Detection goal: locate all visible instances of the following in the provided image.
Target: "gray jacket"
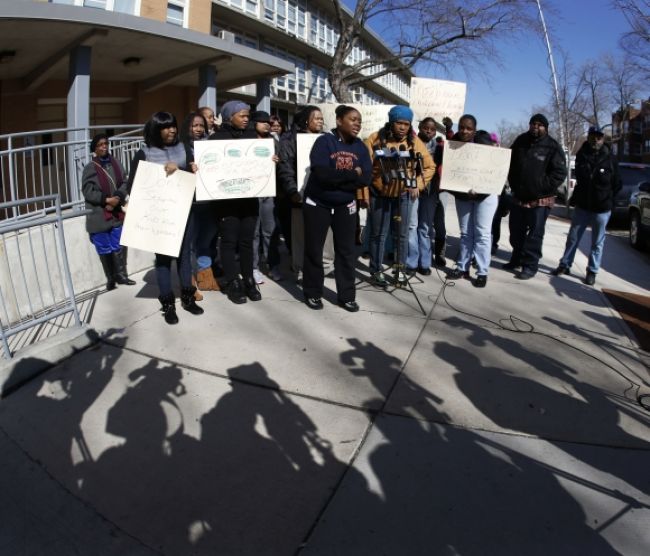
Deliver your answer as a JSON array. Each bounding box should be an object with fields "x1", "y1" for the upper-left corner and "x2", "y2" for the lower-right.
[{"x1": 82, "y1": 156, "x2": 128, "y2": 234}]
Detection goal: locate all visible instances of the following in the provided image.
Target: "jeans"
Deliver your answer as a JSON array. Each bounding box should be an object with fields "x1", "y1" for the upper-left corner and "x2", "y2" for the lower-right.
[
  {"x1": 369, "y1": 194, "x2": 411, "y2": 274},
  {"x1": 156, "y1": 210, "x2": 195, "y2": 296},
  {"x1": 407, "y1": 190, "x2": 447, "y2": 269},
  {"x1": 508, "y1": 203, "x2": 552, "y2": 273},
  {"x1": 90, "y1": 226, "x2": 122, "y2": 255},
  {"x1": 560, "y1": 207, "x2": 611, "y2": 273},
  {"x1": 406, "y1": 197, "x2": 419, "y2": 269},
  {"x1": 253, "y1": 197, "x2": 280, "y2": 270},
  {"x1": 194, "y1": 202, "x2": 219, "y2": 271},
  {"x1": 455, "y1": 195, "x2": 498, "y2": 275}
]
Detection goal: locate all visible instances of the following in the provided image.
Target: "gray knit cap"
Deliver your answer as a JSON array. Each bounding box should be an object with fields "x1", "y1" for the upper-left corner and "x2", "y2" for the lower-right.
[{"x1": 220, "y1": 100, "x2": 250, "y2": 122}]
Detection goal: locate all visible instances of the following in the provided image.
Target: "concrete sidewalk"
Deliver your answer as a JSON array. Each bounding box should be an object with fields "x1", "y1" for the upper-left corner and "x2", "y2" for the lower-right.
[{"x1": 1, "y1": 207, "x2": 649, "y2": 555}]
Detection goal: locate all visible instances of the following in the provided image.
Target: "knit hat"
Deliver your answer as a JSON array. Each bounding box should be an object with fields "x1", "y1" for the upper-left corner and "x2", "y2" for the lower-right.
[
  {"x1": 529, "y1": 113, "x2": 549, "y2": 128},
  {"x1": 388, "y1": 105, "x2": 414, "y2": 123},
  {"x1": 220, "y1": 100, "x2": 250, "y2": 122},
  {"x1": 251, "y1": 110, "x2": 271, "y2": 123}
]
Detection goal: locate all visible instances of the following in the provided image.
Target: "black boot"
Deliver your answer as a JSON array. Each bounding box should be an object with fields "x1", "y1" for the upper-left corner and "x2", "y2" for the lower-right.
[
  {"x1": 180, "y1": 287, "x2": 204, "y2": 315},
  {"x1": 158, "y1": 293, "x2": 179, "y2": 325},
  {"x1": 112, "y1": 249, "x2": 136, "y2": 285},
  {"x1": 225, "y1": 278, "x2": 247, "y2": 304},
  {"x1": 99, "y1": 254, "x2": 117, "y2": 290},
  {"x1": 242, "y1": 276, "x2": 262, "y2": 301}
]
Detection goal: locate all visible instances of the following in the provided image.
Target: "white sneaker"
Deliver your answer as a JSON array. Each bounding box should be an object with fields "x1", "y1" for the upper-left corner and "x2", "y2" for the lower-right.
[
  {"x1": 253, "y1": 269, "x2": 265, "y2": 284},
  {"x1": 269, "y1": 266, "x2": 283, "y2": 281}
]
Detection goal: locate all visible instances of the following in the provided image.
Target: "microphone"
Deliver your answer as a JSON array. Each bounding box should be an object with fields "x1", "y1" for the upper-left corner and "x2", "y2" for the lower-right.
[
  {"x1": 390, "y1": 147, "x2": 405, "y2": 182},
  {"x1": 373, "y1": 144, "x2": 391, "y2": 185},
  {"x1": 399, "y1": 145, "x2": 416, "y2": 188}
]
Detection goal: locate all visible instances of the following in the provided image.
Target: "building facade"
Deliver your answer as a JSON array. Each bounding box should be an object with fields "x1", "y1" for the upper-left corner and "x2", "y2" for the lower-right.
[{"x1": 611, "y1": 98, "x2": 650, "y2": 164}]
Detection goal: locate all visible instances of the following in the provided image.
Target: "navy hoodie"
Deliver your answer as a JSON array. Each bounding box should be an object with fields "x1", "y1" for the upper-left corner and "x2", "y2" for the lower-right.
[{"x1": 303, "y1": 131, "x2": 372, "y2": 208}]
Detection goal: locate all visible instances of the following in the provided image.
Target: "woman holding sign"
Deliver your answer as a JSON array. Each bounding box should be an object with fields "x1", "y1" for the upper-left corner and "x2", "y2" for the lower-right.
[
  {"x1": 209, "y1": 100, "x2": 261, "y2": 305},
  {"x1": 302, "y1": 105, "x2": 373, "y2": 312},
  {"x1": 446, "y1": 115, "x2": 499, "y2": 288},
  {"x1": 128, "y1": 111, "x2": 203, "y2": 324}
]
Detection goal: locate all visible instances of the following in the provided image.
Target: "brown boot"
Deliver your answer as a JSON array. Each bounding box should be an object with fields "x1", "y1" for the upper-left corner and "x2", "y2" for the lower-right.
[
  {"x1": 196, "y1": 267, "x2": 220, "y2": 291},
  {"x1": 191, "y1": 276, "x2": 204, "y2": 301}
]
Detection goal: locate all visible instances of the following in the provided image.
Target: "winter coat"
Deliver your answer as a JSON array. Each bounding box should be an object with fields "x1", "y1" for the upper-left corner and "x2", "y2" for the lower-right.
[
  {"x1": 82, "y1": 155, "x2": 128, "y2": 234},
  {"x1": 508, "y1": 132, "x2": 567, "y2": 203},
  {"x1": 570, "y1": 142, "x2": 621, "y2": 213},
  {"x1": 364, "y1": 130, "x2": 436, "y2": 199}
]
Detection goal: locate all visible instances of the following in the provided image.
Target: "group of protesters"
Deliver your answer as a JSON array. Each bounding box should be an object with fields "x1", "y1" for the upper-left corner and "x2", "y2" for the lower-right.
[{"x1": 82, "y1": 99, "x2": 621, "y2": 324}]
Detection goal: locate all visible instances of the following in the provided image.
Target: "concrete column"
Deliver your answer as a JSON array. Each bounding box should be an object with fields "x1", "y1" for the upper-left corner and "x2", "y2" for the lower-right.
[
  {"x1": 198, "y1": 64, "x2": 217, "y2": 110},
  {"x1": 67, "y1": 45, "x2": 91, "y2": 205},
  {"x1": 256, "y1": 78, "x2": 271, "y2": 113}
]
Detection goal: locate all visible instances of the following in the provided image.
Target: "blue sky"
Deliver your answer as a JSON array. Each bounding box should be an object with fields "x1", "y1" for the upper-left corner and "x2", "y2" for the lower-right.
[{"x1": 413, "y1": 0, "x2": 636, "y2": 135}]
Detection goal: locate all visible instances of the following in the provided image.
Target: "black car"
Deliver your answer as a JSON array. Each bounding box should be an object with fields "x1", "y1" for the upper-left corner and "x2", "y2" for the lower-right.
[
  {"x1": 629, "y1": 181, "x2": 650, "y2": 250},
  {"x1": 614, "y1": 163, "x2": 650, "y2": 219}
]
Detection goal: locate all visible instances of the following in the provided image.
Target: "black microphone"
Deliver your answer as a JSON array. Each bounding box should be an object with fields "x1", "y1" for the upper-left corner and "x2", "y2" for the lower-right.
[
  {"x1": 373, "y1": 144, "x2": 391, "y2": 185},
  {"x1": 399, "y1": 145, "x2": 416, "y2": 188},
  {"x1": 390, "y1": 147, "x2": 405, "y2": 181}
]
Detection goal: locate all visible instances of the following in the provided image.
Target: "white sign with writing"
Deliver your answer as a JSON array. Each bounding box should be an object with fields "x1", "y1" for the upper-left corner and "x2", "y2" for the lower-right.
[
  {"x1": 316, "y1": 104, "x2": 398, "y2": 139},
  {"x1": 410, "y1": 77, "x2": 466, "y2": 124},
  {"x1": 440, "y1": 140, "x2": 511, "y2": 195},
  {"x1": 194, "y1": 138, "x2": 276, "y2": 200},
  {"x1": 296, "y1": 134, "x2": 321, "y2": 192},
  {"x1": 120, "y1": 161, "x2": 196, "y2": 257}
]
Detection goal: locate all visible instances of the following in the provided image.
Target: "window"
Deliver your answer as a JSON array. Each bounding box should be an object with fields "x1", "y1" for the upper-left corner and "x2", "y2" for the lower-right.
[
  {"x1": 167, "y1": 0, "x2": 186, "y2": 26},
  {"x1": 84, "y1": 0, "x2": 107, "y2": 8}
]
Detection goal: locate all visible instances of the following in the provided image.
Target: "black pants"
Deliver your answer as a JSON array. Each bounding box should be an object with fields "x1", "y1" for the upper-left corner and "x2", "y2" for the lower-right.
[
  {"x1": 303, "y1": 202, "x2": 357, "y2": 303},
  {"x1": 508, "y1": 203, "x2": 551, "y2": 272},
  {"x1": 155, "y1": 210, "x2": 195, "y2": 296},
  {"x1": 217, "y1": 198, "x2": 259, "y2": 283},
  {"x1": 275, "y1": 196, "x2": 293, "y2": 254}
]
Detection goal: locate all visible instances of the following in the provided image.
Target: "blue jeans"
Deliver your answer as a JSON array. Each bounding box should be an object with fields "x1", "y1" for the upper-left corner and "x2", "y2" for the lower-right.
[
  {"x1": 406, "y1": 197, "x2": 419, "y2": 269},
  {"x1": 253, "y1": 197, "x2": 280, "y2": 269},
  {"x1": 560, "y1": 207, "x2": 611, "y2": 273},
  {"x1": 455, "y1": 195, "x2": 498, "y2": 276},
  {"x1": 156, "y1": 210, "x2": 195, "y2": 296},
  {"x1": 407, "y1": 190, "x2": 446, "y2": 269},
  {"x1": 369, "y1": 194, "x2": 411, "y2": 274},
  {"x1": 90, "y1": 226, "x2": 122, "y2": 255}
]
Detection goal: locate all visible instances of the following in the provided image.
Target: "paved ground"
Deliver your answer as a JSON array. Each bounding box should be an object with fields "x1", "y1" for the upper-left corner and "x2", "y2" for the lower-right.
[{"x1": 1, "y1": 204, "x2": 649, "y2": 555}]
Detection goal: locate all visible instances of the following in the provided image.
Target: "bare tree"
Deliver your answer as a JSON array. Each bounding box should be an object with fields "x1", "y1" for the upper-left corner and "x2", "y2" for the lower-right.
[
  {"x1": 495, "y1": 118, "x2": 527, "y2": 147},
  {"x1": 612, "y1": 0, "x2": 650, "y2": 79},
  {"x1": 327, "y1": 0, "x2": 536, "y2": 102}
]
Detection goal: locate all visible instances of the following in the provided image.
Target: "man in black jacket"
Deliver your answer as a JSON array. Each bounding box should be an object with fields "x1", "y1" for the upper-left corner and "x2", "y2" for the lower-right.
[
  {"x1": 551, "y1": 126, "x2": 621, "y2": 285},
  {"x1": 505, "y1": 113, "x2": 567, "y2": 279}
]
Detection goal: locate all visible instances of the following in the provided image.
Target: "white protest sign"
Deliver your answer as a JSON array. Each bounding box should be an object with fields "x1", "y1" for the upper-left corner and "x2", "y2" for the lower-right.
[
  {"x1": 296, "y1": 134, "x2": 320, "y2": 192},
  {"x1": 120, "y1": 161, "x2": 196, "y2": 257},
  {"x1": 440, "y1": 140, "x2": 511, "y2": 195},
  {"x1": 316, "y1": 104, "x2": 396, "y2": 139},
  {"x1": 194, "y1": 138, "x2": 276, "y2": 200},
  {"x1": 410, "y1": 77, "x2": 466, "y2": 124}
]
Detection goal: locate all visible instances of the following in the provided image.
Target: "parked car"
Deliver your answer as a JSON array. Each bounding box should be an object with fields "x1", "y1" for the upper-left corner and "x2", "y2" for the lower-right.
[
  {"x1": 614, "y1": 163, "x2": 650, "y2": 220},
  {"x1": 629, "y1": 181, "x2": 650, "y2": 250}
]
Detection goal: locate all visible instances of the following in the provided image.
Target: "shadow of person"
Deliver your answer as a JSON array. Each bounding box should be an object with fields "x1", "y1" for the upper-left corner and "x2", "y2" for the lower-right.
[{"x1": 192, "y1": 362, "x2": 352, "y2": 555}]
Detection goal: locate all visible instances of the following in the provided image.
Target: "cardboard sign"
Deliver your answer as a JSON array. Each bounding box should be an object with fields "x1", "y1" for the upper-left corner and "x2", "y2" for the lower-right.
[{"x1": 410, "y1": 77, "x2": 466, "y2": 124}]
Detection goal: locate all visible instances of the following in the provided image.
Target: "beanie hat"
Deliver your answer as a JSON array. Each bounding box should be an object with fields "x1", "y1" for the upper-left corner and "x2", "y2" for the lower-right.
[
  {"x1": 220, "y1": 100, "x2": 250, "y2": 122},
  {"x1": 529, "y1": 113, "x2": 549, "y2": 127},
  {"x1": 388, "y1": 105, "x2": 414, "y2": 123},
  {"x1": 251, "y1": 110, "x2": 271, "y2": 123}
]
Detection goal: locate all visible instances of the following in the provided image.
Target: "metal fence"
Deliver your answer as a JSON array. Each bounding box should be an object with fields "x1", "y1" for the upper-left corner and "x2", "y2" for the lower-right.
[
  {"x1": 1, "y1": 125, "x2": 143, "y2": 220},
  {"x1": 0, "y1": 195, "x2": 87, "y2": 359}
]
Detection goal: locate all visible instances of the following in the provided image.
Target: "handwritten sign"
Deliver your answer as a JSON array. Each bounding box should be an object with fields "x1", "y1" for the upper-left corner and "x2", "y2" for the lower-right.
[
  {"x1": 120, "y1": 161, "x2": 196, "y2": 257},
  {"x1": 296, "y1": 134, "x2": 321, "y2": 192},
  {"x1": 440, "y1": 140, "x2": 511, "y2": 195},
  {"x1": 410, "y1": 77, "x2": 466, "y2": 124},
  {"x1": 316, "y1": 104, "x2": 398, "y2": 139},
  {"x1": 194, "y1": 139, "x2": 276, "y2": 200}
]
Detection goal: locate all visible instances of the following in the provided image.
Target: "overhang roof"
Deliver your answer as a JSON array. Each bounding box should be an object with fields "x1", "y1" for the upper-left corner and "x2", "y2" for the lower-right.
[{"x1": 0, "y1": 0, "x2": 294, "y2": 92}]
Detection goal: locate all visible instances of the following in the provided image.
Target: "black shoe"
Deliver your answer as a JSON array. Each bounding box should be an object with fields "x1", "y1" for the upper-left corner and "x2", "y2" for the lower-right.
[
  {"x1": 111, "y1": 250, "x2": 136, "y2": 285},
  {"x1": 447, "y1": 268, "x2": 469, "y2": 280},
  {"x1": 338, "y1": 300, "x2": 359, "y2": 312},
  {"x1": 516, "y1": 269, "x2": 536, "y2": 280},
  {"x1": 551, "y1": 264, "x2": 571, "y2": 276},
  {"x1": 225, "y1": 279, "x2": 247, "y2": 304},
  {"x1": 243, "y1": 276, "x2": 262, "y2": 301},
  {"x1": 180, "y1": 287, "x2": 204, "y2": 315},
  {"x1": 474, "y1": 275, "x2": 487, "y2": 288},
  {"x1": 304, "y1": 295, "x2": 323, "y2": 310},
  {"x1": 405, "y1": 267, "x2": 417, "y2": 277},
  {"x1": 417, "y1": 267, "x2": 432, "y2": 276},
  {"x1": 502, "y1": 261, "x2": 520, "y2": 271},
  {"x1": 585, "y1": 271, "x2": 596, "y2": 286},
  {"x1": 99, "y1": 254, "x2": 117, "y2": 291},
  {"x1": 491, "y1": 244, "x2": 498, "y2": 255},
  {"x1": 158, "y1": 293, "x2": 179, "y2": 325},
  {"x1": 371, "y1": 272, "x2": 389, "y2": 289}
]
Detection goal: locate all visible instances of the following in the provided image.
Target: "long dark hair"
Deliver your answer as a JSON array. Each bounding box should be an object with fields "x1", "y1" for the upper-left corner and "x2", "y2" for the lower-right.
[
  {"x1": 180, "y1": 112, "x2": 208, "y2": 147},
  {"x1": 291, "y1": 105, "x2": 321, "y2": 133},
  {"x1": 143, "y1": 111, "x2": 178, "y2": 148}
]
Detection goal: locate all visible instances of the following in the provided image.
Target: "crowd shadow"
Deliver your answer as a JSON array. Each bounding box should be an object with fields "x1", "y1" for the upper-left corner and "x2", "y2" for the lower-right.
[{"x1": 307, "y1": 332, "x2": 626, "y2": 555}]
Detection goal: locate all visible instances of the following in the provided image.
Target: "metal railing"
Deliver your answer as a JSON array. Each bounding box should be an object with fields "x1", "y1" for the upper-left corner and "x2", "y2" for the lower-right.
[
  {"x1": 1, "y1": 125, "x2": 143, "y2": 220},
  {"x1": 0, "y1": 195, "x2": 85, "y2": 359}
]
